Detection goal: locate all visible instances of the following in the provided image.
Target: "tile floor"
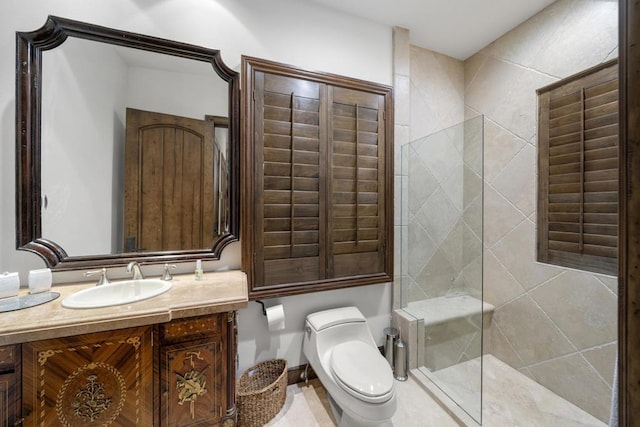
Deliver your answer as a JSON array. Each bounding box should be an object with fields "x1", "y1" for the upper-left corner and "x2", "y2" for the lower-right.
[{"x1": 267, "y1": 355, "x2": 607, "y2": 427}]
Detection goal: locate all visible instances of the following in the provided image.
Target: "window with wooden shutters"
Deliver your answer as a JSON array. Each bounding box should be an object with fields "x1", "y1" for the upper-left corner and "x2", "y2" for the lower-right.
[
  {"x1": 242, "y1": 56, "x2": 393, "y2": 298},
  {"x1": 537, "y1": 59, "x2": 618, "y2": 275}
]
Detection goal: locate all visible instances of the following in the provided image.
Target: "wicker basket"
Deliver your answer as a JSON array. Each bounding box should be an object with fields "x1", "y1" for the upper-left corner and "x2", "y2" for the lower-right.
[{"x1": 237, "y1": 359, "x2": 288, "y2": 427}]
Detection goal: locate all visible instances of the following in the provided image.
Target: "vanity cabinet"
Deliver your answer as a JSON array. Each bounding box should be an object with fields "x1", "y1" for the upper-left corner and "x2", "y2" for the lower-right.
[
  {"x1": 12, "y1": 312, "x2": 237, "y2": 426},
  {"x1": 0, "y1": 345, "x2": 20, "y2": 426},
  {"x1": 242, "y1": 56, "x2": 394, "y2": 299}
]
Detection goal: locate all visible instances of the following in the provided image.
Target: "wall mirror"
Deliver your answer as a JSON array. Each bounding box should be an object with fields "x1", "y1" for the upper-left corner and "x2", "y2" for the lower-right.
[{"x1": 16, "y1": 16, "x2": 240, "y2": 270}]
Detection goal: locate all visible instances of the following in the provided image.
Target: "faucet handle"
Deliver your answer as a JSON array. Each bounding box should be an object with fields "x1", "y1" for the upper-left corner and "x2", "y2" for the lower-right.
[
  {"x1": 85, "y1": 268, "x2": 109, "y2": 286},
  {"x1": 162, "y1": 264, "x2": 176, "y2": 281}
]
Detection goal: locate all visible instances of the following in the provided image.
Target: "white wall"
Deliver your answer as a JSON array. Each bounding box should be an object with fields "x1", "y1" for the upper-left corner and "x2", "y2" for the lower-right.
[{"x1": 0, "y1": 0, "x2": 393, "y2": 376}]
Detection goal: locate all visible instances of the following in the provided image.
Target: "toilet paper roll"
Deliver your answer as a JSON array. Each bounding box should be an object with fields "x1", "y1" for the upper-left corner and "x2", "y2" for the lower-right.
[
  {"x1": 28, "y1": 268, "x2": 52, "y2": 294},
  {"x1": 266, "y1": 304, "x2": 286, "y2": 331},
  {"x1": 0, "y1": 272, "x2": 20, "y2": 299}
]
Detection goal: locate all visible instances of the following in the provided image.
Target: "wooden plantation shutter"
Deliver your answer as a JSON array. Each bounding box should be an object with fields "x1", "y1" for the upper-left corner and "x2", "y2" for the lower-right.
[
  {"x1": 329, "y1": 87, "x2": 386, "y2": 277},
  {"x1": 537, "y1": 59, "x2": 618, "y2": 275},
  {"x1": 243, "y1": 56, "x2": 393, "y2": 298},
  {"x1": 254, "y1": 72, "x2": 326, "y2": 286}
]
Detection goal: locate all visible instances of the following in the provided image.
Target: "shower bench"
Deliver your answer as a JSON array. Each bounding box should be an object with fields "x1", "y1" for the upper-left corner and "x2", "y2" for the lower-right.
[{"x1": 403, "y1": 294, "x2": 494, "y2": 372}]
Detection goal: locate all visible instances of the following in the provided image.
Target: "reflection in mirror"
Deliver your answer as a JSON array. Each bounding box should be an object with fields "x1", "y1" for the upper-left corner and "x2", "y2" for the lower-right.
[
  {"x1": 16, "y1": 16, "x2": 239, "y2": 269},
  {"x1": 41, "y1": 38, "x2": 229, "y2": 256}
]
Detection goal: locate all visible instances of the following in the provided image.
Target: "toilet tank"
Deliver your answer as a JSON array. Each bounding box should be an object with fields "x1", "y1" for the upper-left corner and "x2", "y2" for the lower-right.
[{"x1": 305, "y1": 307, "x2": 377, "y2": 352}]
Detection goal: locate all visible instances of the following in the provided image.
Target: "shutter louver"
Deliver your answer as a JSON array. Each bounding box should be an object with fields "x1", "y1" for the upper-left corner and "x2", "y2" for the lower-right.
[
  {"x1": 329, "y1": 87, "x2": 386, "y2": 277},
  {"x1": 538, "y1": 60, "x2": 618, "y2": 275}
]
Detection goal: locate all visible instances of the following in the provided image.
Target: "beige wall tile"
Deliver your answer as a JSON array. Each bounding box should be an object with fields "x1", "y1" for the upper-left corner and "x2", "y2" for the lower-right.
[
  {"x1": 407, "y1": 219, "x2": 436, "y2": 280},
  {"x1": 582, "y1": 342, "x2": 617, "y2": 388},
  {"x1": 485, "y1": 323, "x2": 525, "y2": 369},
  {"x1": 439, "y1": 219, "x2": 464, "y2": 273},
  {"x1": 483, "y1": 186, "x2": 526, "y2": 247},
  {"x1": 491, "y1": 143, "x2": 536, "y2": 216},
  {"x1": 415, "y1": 188, "x2": 459, "y2": 245},
  {"x1": 596, "y1": 274, "x2": 618, "y2": 296},
  {"x1": 493, "y1": 295, "x2": 575, "y2": 365},
  {"x1": 392, "y1": 27, "x2": 410, "y2": 77},
  {"x1": 464, "y1": 52, "x2": 489, "y2": 90},
  {"x1": 394, "y1": 74, "x2": 411, "y2": 126},
  {"x1": 491, "y1": 219, "x2": 561, "y2": 290},
  {"x1": 527, "y1": 353, "x2": 612, "y2": 423},
  {"x1": 482, "y1": 0, "x2": 573, "y2": 69},
  {"x1": 409, "y1": 46, "x2": 464, "y2": 140},
  {"x1": 530, "y1": 271, "x2": 618, "y2": 350},
  {"x1": 408, "y1": 151, "x2": 438, "y2": 215},
  {"x1": 413, "y1": 130, "x2": 463, "y2": 184},
  {"x1": 483, "y1": 250, "x2": 526, "y2": 308},
  {"x1": 462, "y1": 166, "x2": 482, "y2": 210},
  {"x1": 415, "y1": 249, "x2": 456, "y2": 298},
  {"x1": 441, "y1": 168, "x2": 464, "y2": 212},
  {"x1": 531, "y1": 0, "x2": 618, "y2": 78},
  {"x1": 483, "y1": 118, "x2": 526, "y2": 182},
  {"x1": 463, "y1": 118, "x2": 484, "y2": 174},
  {"x1": 462, "y1": 254, "x2": 482, "y2": 298},
  {"x1": 466, "y1": 56, "x2": 555, "y2": 141},
  {"x1": 463, "y1": 195, "x2": 483, "y2": 237}
]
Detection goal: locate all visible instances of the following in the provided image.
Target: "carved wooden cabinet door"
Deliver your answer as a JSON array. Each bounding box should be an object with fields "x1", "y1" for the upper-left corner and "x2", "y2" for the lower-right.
[
  {"x1": 158, "y1": 314, "x2": 228, "y2": 426},
  {"x1": 0, "y1": 345, "x2": 20, "y2": 427},
  {"x1": 22, "y1": 327, "x2": 153, "y2": 426}
]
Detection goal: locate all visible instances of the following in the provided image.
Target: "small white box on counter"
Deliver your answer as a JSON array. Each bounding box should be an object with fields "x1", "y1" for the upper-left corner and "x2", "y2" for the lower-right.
[
  {"x1": 28, "y1": 268, "x2": 52, "y2": 294},
  {"x1": 0, "y1": 272, "x2": 20, "y2": 299}
]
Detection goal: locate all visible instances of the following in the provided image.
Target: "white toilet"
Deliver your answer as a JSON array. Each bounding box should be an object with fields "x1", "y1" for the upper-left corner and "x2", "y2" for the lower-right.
[{"x1": 303, "y1": 306, "x2": 397, "y2": 427}]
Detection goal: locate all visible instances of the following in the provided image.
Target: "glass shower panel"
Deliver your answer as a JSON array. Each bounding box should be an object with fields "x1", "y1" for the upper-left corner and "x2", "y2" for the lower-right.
[{"x1": 400, "y1": 116, "x2": 484, "y2": 423}]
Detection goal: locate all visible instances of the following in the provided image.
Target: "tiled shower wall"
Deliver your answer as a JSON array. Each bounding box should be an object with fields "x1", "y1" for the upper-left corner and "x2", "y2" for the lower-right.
[
  {"x1": 393, "y1": 35, "x2": 467, "y2": 308},
  {"x1": 394, "y1": 0, "x2": 618, "y2": 422}
]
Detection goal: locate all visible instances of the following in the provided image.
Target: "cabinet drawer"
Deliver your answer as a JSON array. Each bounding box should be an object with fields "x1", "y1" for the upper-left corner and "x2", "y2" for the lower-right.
[{"x1": 160, "y1": 314, "x2": 224, "y2": 343}]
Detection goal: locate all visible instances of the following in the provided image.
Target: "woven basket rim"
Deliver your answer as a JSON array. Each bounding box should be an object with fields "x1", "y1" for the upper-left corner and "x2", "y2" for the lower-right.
[{"x1": 237, "y1": 358, "x2": 288, "y2": 397}]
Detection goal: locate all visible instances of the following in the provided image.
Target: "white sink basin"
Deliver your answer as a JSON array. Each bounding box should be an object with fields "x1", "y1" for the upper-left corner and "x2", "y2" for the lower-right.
[{"x1": 61, "y1": 279, "x2": 172, "y2": 309}]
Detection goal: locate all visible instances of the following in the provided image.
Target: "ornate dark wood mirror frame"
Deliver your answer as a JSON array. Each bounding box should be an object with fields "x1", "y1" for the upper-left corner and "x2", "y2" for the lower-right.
[{"x1": 15, "y1": 16, "x2": 240, "y2": 270}]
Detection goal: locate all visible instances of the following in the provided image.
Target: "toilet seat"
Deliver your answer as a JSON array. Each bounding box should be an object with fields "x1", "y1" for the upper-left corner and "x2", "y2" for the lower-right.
[{"x1": 330, "y1": 341, "x2": 394, "y2": 404}]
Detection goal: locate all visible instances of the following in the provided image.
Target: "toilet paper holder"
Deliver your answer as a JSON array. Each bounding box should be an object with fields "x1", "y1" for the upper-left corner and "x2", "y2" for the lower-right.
[
  {"x1": 255, "y1": 300, "x2": 267, "y2": 315},
  {"x1": 256, "y1": 300, "x2": 286, "y2": 331}
]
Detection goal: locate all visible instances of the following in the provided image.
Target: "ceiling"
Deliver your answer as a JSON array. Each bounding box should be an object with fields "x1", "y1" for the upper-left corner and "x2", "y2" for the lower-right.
[{"x1": 308, "y1": 0, "x2": 557, "y2": 60}]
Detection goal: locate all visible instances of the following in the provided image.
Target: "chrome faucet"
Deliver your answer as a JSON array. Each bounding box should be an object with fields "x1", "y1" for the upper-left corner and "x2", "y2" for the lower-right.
[{"x1": 126, "y1": 261, "x2": 145, "y2": 280}]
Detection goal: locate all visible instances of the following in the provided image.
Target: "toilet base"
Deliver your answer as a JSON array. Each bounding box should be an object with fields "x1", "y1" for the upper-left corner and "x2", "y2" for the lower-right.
[{"x1": 328, "y1": 391, "x2": 393, "y2": 427}]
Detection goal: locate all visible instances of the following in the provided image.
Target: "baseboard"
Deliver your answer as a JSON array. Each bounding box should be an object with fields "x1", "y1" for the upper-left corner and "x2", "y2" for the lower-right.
[{"x1": 287, "y1": 363, "x2": 318, "y2": 385}]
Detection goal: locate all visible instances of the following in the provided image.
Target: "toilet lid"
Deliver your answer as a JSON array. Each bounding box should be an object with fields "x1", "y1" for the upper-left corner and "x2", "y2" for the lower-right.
[{"x1": 330, "y1": 341, "x2": 393, "y2": 400}]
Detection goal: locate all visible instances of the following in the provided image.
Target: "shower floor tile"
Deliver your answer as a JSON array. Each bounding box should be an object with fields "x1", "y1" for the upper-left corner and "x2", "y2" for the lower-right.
[{"x1": 415, "y1": 355, "x2": 606, "y2": 426}]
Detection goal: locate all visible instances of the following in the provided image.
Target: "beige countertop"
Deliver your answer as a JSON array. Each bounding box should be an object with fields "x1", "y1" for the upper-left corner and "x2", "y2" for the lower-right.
[{"x1": 0, "y1": 269, "x2": 247, "y2": 346}]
